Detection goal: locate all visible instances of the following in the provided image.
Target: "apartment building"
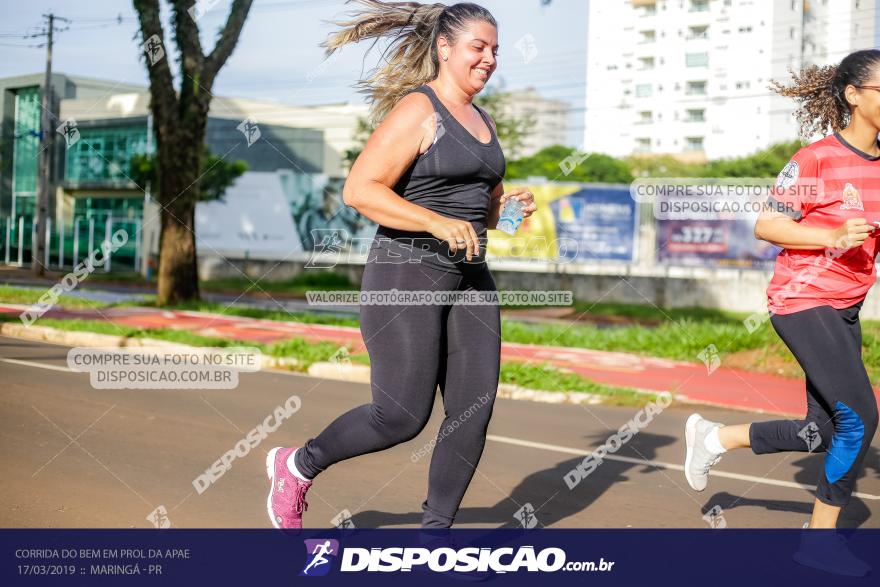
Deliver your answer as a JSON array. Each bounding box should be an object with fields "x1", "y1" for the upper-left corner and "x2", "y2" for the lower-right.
[{"x1": 583, "y1": 0, "x2": 877, "y2": 160}]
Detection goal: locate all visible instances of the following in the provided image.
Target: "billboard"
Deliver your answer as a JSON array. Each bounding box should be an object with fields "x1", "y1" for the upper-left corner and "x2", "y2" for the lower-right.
[{"x1": 487, "y1": 183, "x2": 637, "y2": 262}]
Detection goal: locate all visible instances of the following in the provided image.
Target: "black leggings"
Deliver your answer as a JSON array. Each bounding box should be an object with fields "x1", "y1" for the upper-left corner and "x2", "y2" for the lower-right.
[
  {"x1": 750, "y1": 302, "x2": 878, "y2": 507},
  {"x1": 294, "y1": 244, "x2": 501, "y2": 528}
]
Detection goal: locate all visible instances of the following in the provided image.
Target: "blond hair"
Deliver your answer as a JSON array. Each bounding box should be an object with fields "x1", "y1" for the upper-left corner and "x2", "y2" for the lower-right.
[{"x1": 322, "y1": 1, "x2": 497, "y2": 124}]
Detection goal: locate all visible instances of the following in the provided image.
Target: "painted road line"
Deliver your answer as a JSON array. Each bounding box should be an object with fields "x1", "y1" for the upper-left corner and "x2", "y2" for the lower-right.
[
  {"x1": 0, "y1": 358, "x2": 75, "y2": 373},
  {"x1": 487, "y1": 434, "x2": 880, "y2": 501}
]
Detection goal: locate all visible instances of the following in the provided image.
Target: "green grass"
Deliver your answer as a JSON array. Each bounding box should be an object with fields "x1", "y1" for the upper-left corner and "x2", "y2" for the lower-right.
[
  {"x1": 0, "y1": 315, "x2": 234, "y2": 346},
  {"x1": 0, "y1": 312, "x2": 657, "y2": 403},
  {"x1": 0, "y1": 314, "x2": 341, "y2": 372},
  {"x1": 160, "y1": 300, "x2": 361, "y2": 328},
  {"x1": 200, "y1": 271, "x2": 358, "y2": 296},
  {"x1": 499, "y1": 318, "x2": 774, "y2": 360},
  {"x1": 85, "y1": 272, "x2": 152, "y2": 285},
  {"x1": 262, "y1": 337, "x2": 348, "y2": 366},
  {"x1": 2, "y1": 283, "x2": 877, "y2": 384},
  {"x1": 0, "y1": 285, "x2": 360, "y2": 328},
  {"x1": 569, "y1": 300, "x2": 750, "y2": 324},
  {"x1": 0, "y1": 284, "x2": 118, "y2": 310},
  {"x1": 73, "y1": 269, "x2": 357, "y2": 295}
]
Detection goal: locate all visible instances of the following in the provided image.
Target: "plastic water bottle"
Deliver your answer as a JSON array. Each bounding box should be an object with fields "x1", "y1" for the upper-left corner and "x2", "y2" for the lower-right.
[{"x1": 496, "y1": 198, "x2": 524, "y2": 235}]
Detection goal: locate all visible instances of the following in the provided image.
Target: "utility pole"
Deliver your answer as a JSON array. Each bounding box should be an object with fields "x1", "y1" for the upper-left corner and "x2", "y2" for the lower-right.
[{"x1": 33, "y1": 13, "x2": 55, "y2": 276}]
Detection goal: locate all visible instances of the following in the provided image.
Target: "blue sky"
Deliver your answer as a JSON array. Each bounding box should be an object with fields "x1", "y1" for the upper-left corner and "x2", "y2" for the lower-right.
[
  {"x1": 3, "y1": 0, "x2": 877, "y2": 148},
  {"x1": 0, "y1": 0, "x2": 589, "y2": 143}
]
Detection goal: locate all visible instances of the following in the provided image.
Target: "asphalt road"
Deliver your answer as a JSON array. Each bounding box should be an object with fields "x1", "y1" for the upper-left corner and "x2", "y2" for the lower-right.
[{"x1": 1, "y1": 335, "x2": 878, "y2": 530}]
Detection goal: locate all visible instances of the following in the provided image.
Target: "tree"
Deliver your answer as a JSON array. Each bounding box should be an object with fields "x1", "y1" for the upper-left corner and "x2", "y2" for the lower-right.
[
  {"x1": 625, "y1": 154, "x2": 702, "y2": 178},
  {"x1": 703, "y1": 140, "x2": 802, "y2": 178},
  {"x1": 342, "y1": 116, "x2": 374, "y2": 172},
  {"x1": 474, "y1": 85, "x2": 535, "y2": 160},
  {"x1": 506, "y1": 144, "x2": 633, "y2": 183},
  {"x1": 626, "y1": 141, "x2": 803, "y2": 179},
  {"x1": 133, "y1": 0, "x2": 253, "y2": 305},
  {"x1": 130, "y1": 147, "x2": 247, "y2": 203}
]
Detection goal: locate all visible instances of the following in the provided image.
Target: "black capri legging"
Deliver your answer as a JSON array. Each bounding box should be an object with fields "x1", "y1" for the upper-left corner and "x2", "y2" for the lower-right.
[
  {"x1": 294, "y1": 243, "x2": 501, "y2": 528},
  {"x1": 750, "y1": 302, "x2": 879, "y2": 507}
]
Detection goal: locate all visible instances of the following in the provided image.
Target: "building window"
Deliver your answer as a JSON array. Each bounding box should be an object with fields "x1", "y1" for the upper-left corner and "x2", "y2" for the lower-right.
[
  {"x1": 685, "y1": 108, "x2": 705, "y2": 122},
  {"x1": 66, "y1": 125, "x2": 149, "y2": 183},
  {"x1": 685, "y1": 80, "x2": 707, "y2": 95},
  {"x1": 738, "y1": 25, "x2": 752, "y2": 33},
  {"x1": 687, "y1": 25, "x2": 709, "y2": 39},
  {"x1": 72, "y1": 196, "x2": 144, "y2": 222},
  {"x1": 685, "y1": 52, "x2": 709, "y2": 67},
  {"x1": 638, "y1": 3, "x2": 657, "y2": 16},
  {"x1": 635, "y1": 138, "x2": 651, "y2": 153},
  {"x1": 637, "y1": 110, "x2": 653, "y2": 124},
  {"x1": 685, "y1": 136, "x2": 704, "y2": 151},
  {"x1": 638, "y1": 57, "x2": 655, "y2": 70},
  {"x1": 639, "y1": 30, "x2": 656, "y2": 44},
  {"x1": 735, "y1": 80, "x2": 751, "y2": 89},
  {"x1": 12, "y1": 86, "x2": 41, "y2": 217},
  {"x1": 690, "y1": 0, "x2": 710, "y2": 12},
  {"x1": 635, "y1": 84, "x2": 653, "y2": 97}
]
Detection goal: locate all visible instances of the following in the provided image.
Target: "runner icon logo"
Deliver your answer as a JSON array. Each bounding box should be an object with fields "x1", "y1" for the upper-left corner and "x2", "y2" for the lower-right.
[
  {"x1": 702, "y1": 505, "x2": 727, "y2": 529},
  {"x1": 514, "y1": 503, "x2": 539, "y2": 529},
  {"x1": 797, "y1": 421, "x2": 822, "y2": 452},
  {"x1": 301, "y1": 539, "x2": 340, "y2": 577}
]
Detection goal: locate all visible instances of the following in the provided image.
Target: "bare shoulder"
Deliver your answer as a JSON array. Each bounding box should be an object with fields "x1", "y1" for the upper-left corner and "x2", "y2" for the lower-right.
[
  {"x1": 380, "y1": 90, "x2": 435, "y2": 132},
  {"x1": 368, "y1": 90, "x2": 437, "y2": 155}
]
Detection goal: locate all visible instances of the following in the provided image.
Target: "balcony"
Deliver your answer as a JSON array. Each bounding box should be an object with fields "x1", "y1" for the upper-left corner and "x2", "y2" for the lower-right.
[
  {"x1": 686, "y1": 25, "x2": 709, "y2": 40},
  {"x1": 684, "y1": 109, "x2": 706, "y2": 123}
]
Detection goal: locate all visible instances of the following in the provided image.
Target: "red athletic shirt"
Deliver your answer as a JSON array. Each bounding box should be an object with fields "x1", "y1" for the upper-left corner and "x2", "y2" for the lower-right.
[{"x1": 765, "y1": 133, "x2": 880, "y2": 315}]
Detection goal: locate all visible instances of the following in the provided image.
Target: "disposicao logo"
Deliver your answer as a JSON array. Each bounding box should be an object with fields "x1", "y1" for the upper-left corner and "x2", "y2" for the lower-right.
[{"x1": 301, "y1": 539, "x2": 339, "y2": 577}]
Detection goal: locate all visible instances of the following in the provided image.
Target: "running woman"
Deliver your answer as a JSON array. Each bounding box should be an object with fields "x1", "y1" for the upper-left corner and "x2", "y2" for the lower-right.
[
  {"x1": 265, "y1": 1, "x2": 536, "y2": 530},
  {"x1": 684, "y1": 49, "x2": 880, "y2": 574}
]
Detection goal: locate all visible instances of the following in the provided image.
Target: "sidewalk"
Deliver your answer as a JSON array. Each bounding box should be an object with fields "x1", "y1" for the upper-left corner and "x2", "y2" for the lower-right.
[{"x1": 5, "y1": 303, "x2": 876, "y2": 417}]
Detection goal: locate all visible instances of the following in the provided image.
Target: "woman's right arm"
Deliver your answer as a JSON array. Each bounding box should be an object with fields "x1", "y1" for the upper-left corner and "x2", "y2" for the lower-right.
[
  {"x1": 754, "y1": 211, "x2": 874, "y2": 250},
  {"x1": 342, "y1": 93, "x2": 481, "y2": 260},
  {"x1": 756, "y1": 149, "x2": 874, "y2": 251}
]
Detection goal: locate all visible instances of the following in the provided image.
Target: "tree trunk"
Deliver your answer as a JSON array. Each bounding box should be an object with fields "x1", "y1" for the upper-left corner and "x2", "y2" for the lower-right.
[
  {"x1": 157, "y1": 202, "x2": 198, "y2": 304},
  {"x1": 155, "y1": 112, "x2": 205, "y2": 306},
  {"x1": 134, "y1": 0, "x2": 254, "y2": 306}
]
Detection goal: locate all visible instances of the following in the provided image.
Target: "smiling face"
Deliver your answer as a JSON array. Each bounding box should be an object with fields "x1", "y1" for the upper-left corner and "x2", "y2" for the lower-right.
[{"x1": 437, "y1": 19, "x2": 498, "y2": 94}]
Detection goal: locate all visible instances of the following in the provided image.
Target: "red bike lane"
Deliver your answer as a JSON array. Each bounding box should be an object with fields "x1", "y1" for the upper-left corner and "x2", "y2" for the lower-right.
[{"x1": 3, "y1": 303, "x2": 878, "y2": 417}]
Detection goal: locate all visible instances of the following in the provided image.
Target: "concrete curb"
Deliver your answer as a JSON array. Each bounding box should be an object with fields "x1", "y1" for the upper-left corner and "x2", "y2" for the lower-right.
[{"x1": 0, "y1": 322, "x2": 643, "y2": 406}]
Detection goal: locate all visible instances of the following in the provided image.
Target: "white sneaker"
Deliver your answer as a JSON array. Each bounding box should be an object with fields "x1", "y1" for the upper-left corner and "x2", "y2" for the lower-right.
[{"x1": 685, "y1": 413, "x2": 723, "y2": 491}]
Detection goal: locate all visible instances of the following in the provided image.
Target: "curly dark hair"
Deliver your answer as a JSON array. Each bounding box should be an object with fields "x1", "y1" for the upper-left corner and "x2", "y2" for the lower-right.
[{"x1": 770, "y1": 49, "x2": 880, "y2": 138}]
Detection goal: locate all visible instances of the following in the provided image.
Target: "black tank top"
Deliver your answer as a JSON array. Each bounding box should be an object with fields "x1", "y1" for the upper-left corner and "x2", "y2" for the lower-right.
[{"x1": 373, "y1": 83, "x2": 506, "y2": 269}]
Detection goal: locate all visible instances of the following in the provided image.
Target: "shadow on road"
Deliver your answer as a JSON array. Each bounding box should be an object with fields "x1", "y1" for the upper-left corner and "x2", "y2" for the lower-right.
[
  {"x1": 350, "y1": 431, "x2": 677, "y2": 528},
  {"x1": 702, "y1": 445, "x2": 879, "y2": 529}
]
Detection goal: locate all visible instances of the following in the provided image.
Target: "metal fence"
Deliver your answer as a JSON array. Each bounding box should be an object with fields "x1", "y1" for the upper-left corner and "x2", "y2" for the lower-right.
[{"x1": 1, "y1": 215, "x2": 142, "y2": 272}]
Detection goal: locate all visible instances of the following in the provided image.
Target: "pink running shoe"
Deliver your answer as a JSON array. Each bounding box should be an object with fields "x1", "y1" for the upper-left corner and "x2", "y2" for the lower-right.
[{"x1": 266, "y1": 447, "x2": 312, "y2": 529}]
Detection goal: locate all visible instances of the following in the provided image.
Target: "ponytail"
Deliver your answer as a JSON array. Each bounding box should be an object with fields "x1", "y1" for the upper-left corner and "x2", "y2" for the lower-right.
[
  {"x1": 771, "y1": 49, "x2": 880, "y2": 138},
  {"x1": 322, "y1": 1, "x2": 497, "y2": 124}
]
